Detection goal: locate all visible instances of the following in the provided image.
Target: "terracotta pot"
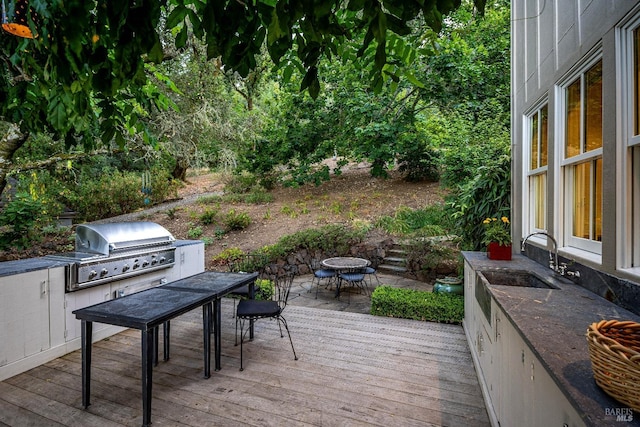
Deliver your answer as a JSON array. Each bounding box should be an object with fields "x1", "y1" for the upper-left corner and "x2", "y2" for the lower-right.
[{"x1": 487, "y1": 242, "x2": 512, "y2": 260}]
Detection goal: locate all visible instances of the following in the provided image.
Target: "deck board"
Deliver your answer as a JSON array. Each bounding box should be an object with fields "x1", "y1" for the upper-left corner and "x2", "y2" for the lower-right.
[{"x1": 0, "y1": 299, "x2": 489, "y2": 426}]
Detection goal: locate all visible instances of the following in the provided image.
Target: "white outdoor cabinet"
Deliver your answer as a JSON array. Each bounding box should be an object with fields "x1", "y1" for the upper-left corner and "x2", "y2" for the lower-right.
[
  {"x1": 463, "y1": 261, "x2": 584, "y2": 427},
  {"x1": 0, "y1": 266, "x2": 66, "y2": 380}
]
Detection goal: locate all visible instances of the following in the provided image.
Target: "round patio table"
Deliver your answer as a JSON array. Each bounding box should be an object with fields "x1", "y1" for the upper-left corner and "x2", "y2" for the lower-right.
[
  {"x1": 321, "y1": 257, "x2": 370, "y2": 297},
  {"x1": 321, "y1": 257, "x2": 370, "y2": 270}
]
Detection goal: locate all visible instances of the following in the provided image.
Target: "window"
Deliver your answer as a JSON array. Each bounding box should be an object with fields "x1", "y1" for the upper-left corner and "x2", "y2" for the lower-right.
[
  {"x1": 561, "y1": 59, "x2": 603, "y2": 254},
  {"x1": 526, "y1": 104, "x2": 548, "y2": 232},
  {"x1": 620, "y1": 18, "x2": 640, "y2": 270}
]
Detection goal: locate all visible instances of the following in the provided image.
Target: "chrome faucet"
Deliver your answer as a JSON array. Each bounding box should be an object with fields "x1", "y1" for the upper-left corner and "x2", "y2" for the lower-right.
[{"x1": 521, "y1": 232, "x2": 559, "y2": 273}]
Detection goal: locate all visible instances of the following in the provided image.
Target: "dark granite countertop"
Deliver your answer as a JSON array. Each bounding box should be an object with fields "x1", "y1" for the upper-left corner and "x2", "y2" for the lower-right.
[
  {"x1": 0, "y1": 240, "x2": 202, "y2": 278},
  {"x1": 463, "y1": 251, "x2": 640, "y2": 427},
  {"x1": 0, "y1": 257, "x2": 68, "y2": 278}
]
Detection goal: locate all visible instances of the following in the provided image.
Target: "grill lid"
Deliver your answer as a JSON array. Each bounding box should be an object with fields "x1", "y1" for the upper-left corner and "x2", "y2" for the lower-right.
[{"x1": 75, "y1": 222, "x2": 175, "y2": 255}]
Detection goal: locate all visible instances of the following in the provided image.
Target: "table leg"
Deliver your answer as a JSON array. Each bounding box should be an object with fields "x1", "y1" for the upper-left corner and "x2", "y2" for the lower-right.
[
  {"x1": 213, "y1": 299, "x2": 222, "y2": 371},
  {"x1": 153, "y1": 326, "x2": 159, "y2": 367},
  {"x1": 141, "y1": 328, "x2": 155, "y2": 427},
  {"x1": 249, "y1": 280, "x2": 255, "y2": 340},
  {"x1": 163, "y1": 321, "x2": 170, "y2": 361},
  {"x1": 81, "y1": 320, "x2": 92, "y2": 409},
  {"x1": 203, "y1": 303, "x2": 212, "y2": 378}
]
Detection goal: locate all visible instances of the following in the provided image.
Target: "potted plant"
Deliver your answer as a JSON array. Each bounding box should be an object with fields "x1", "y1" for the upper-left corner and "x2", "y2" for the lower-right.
[{"x1": 482, "y1": 216, "x2": 512, "y2": 260}]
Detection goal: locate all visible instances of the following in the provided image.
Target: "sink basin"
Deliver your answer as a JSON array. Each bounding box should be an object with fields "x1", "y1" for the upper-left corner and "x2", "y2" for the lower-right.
[{"x1": 479, "y1": 270, "x2": 559, "y2": 290}]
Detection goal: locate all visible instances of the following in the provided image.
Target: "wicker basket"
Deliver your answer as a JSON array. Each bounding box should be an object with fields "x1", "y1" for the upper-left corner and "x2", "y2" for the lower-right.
[{"x1": 586, "y1": 320, "x2": 640, "y2": 411}]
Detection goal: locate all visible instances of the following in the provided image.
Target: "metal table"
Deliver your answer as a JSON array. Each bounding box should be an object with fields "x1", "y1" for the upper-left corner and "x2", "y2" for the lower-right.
[
  {"x1": 161, "y1": 271, "x2": 258, "y2": 370},
  {"x1": 321, "y1": 257, "x2": 370, "y2": 297},
  {"x1": 73, "y1": 271, "x2": 257, "y2": 427}
]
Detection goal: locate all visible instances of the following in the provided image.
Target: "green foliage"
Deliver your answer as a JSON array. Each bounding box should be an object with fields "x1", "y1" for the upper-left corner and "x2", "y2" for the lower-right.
[
  {"x1": 187, "y1": 225, "x2": 204, "y2": 239},
  {"x1": 375, "y1": 204, "x2": 452, "y2": 236},
  {"x1": 64, "y1": 166, "x2": 178, "y2": 222},
  {"x1": 448, "y1": 151, "x2": 511, "y2": 251},
  {"x1": 482, "y1": 216, "x2": 511, "y2": 246},
  {"x1": 262, "y1": 224, "x2": 366, "y2": 260},
  {"x1": 224, "y1": 171, "x2": 260, "y2": 195},
  {"x1": 0, "y1": 192, "x2": 48, "y2": 249},
  {"x1": 401, "y1": 238, "x2": 458, "y2": 272},
  {"x1": 370, "y1": 286, "x2": 464, "y2": 323},
  {"x1": 212, "y1": 247, "x2": 245, "y2": 265},
  {"x1": 254, "y1": 279, "x2": 274, "y2": 301},
  {"x1": 396, "y1": 135, "x2": 441, "y2": 182},
  {"x1": 224, "y1": 209, "x2": 251, "y2": 230},
  {"x1": 199, "y1": 207, "x2": 219, "y2": 225}
]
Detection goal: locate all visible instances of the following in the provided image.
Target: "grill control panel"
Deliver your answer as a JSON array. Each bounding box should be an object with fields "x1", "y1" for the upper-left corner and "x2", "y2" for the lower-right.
[{"x1": 69, "y1": 247, "x2": 176, "y2": 291}]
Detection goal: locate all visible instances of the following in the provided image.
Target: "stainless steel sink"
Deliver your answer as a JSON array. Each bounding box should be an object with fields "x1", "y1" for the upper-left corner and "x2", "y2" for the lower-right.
[{"x1": 479, "y1": 270, "x2": 559, "y2": 289}]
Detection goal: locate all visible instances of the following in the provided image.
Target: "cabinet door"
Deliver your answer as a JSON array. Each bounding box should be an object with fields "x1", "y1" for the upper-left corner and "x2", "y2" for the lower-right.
[{"x1": 0, "y1": 270, "x2": 50, "y2": 366}]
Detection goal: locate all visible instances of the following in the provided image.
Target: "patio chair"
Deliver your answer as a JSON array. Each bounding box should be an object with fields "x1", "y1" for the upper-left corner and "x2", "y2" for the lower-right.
[
  {"x1": 338, "y1": 268, "x2": 368, "y2": 296},
  {"x1": 308, "y1": 259, "x2": 337, "y2": 298},
  {"x1": 362, "y1": 266, "x2": 380, "y2": 289},
  {"x1": 235, "y1": 270, "x2": 298, "y2": 371},
  {"x1": 228, "y1": 253, "x2": 269, "y2": 316}
]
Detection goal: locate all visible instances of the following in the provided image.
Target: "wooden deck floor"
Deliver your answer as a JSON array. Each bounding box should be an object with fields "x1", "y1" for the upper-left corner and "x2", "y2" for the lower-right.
[{"x1": 0, "y1": 299, "x2": 489, "y2": 426}]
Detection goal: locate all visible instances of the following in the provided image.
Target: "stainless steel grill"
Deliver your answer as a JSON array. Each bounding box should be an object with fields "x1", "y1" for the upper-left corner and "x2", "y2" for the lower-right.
[{"x1": 46, "y1": 222, "x2": 176, "y2": 292}]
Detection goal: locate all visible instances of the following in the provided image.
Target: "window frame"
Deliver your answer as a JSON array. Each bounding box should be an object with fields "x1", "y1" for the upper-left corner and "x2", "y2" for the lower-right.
[
  {"x1": 523, "y1": 101, "x2": 549, "y2": 236},
  {"x1": 617, "y1": 12, "x2": 640, "y2": 273},
  {"x1": 556, "y1": 53, "x2": 603, "y2": 256}
]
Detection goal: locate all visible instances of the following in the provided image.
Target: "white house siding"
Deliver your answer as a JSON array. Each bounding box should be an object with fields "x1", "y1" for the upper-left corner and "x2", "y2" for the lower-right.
[{"x1": 511, "y1": 1, "x2": 640, "y2": 313}]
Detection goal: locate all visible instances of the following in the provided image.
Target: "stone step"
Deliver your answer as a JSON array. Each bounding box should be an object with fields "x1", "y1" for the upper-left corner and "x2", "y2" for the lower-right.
[
  {"x1": 377, "y1": 264, "x2": 408, "y2": 273},
  {"x1": 382, "y1": 256, "x2": 407, "y2": 265},
  {"x1": 387, "y1": 248, "x2": 407, "y2": 256}
]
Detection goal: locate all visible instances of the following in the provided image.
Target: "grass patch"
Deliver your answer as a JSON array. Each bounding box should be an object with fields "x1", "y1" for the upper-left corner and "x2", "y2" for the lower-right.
[{"x1": 370, "y1": 285, "x2": 464, "y2": 324}]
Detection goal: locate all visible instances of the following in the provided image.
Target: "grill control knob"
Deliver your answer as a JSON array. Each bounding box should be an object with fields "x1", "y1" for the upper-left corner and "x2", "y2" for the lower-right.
[
  {"x1": 133, "y1": 262, "x2": 140, "y2": 269},
  {"x1": 159, "y1": 257, "x2": 166, "y2": 263},
  {"x1": 88, "y1": 270, "x2": 97, "y2": 279},
  {"x1": 122, "y1": 264, "x2": 130, "y2": 272},
  {"x1": 142, "y1": 260, "x2": 149, "y2": 268},
  {"x1": 100, "y1": 268, "x2": 108, "y2": 277}
]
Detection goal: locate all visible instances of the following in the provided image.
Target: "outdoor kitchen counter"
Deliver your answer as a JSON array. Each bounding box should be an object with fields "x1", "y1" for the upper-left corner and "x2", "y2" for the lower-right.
[
  {"x1": 463, "y1": 251, "x2": 640, "y2": 427},
  {"x1": 0, "y1": 257, "x2": 67, "y2": 277}
]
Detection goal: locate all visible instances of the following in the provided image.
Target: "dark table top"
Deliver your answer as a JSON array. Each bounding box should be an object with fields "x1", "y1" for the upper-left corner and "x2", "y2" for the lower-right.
[
  {"x1": 161, "y1": 271, "x2": 258, "y2": 296},
  {"x1": 73, "y1": 287, "x2": 212, "y2": 330},
  {"x1": 73, "y1": 271, "x2": 258, "y2": 330}
]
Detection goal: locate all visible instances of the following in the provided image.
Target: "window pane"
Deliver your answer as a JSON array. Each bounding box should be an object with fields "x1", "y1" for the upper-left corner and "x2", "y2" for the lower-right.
[
  {"x1": 531, "y1": 173, "x2": 546, "y2": 229},
  {"x1": 573, "y1": 162, "x2": 591, "y2": 239},
  {"x1": 593, "y1": 158, "x2": 602, "y2": 241},
  {"x1": 566, "y1": 79, "x2": 581, "y2": 158},
  {"x1": 540, "y1": 105, "x2": 548, "y2": 167},
  {"x1": 635, "y1": 28, "x2": 640, "y2": 136},
  {"x1": 585, "y1": 60, "x2": 603, "y2": 151},
  {"x1": 530, "y1": 112, "x2": 539, "y2": 169}
]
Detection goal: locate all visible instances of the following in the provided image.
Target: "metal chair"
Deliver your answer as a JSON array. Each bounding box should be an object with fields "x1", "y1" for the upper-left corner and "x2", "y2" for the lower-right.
[
  {"x1": 362, "y1": 266, "x2": 380, "y2": 289},
  {"x1": 308, "y1": 259, "x2": 336, "y2": 298},
  {"x1": 338, "y1": 268, "x2": 368, "y2": 297},
  {"x1": 227, "y1": 254, "x2": 269, "y2": 316},
  {"x1": 235, "y1": 270, "x2": 298, "y2": 371}
]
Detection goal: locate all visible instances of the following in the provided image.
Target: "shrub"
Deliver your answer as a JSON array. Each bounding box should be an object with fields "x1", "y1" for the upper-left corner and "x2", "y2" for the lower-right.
[
  {"x1": 254, "y1": 278, "x2": 274, "y2": 300},
  {"x1": 370, "y1": 286, "x2": 464, "y2": 323},
  {"x1": 264, "y1": 224, "x2": 366, "y2": 260},
  {"x1": 448, "y1": 152, "x2": 511, "y2": 250},
  {"x1": 0, "y1": 192, "x2": 49, "y2": 249},
  {"x1": 397, "y1": 137, "x2": 441, "y2": 182},
  {"x1": 211, "y1": 247, "x2": 245, "y2": 268},
  {"x1": 224, "y1": 209, "x2": 251, "y2": 230},
  {"x1": 375, "y1": 204, "x2": 452, "y2": 236},
  {"x1": 199, "y1": 207, "x2": 219, "y2": 225},
  {"x1": 187, "y1": 225, "x2": 203, "y2": 239},
  {"x1": 67, "y1": 168, "x2": 179, "y2": 221}
]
